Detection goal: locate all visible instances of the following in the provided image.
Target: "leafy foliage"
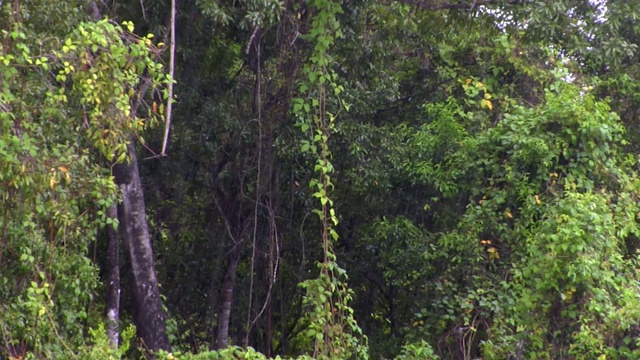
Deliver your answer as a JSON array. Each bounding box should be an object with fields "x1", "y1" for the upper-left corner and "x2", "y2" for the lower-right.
[
  {"x1": 7, "y1": 0, "x2": 640, "y2": 359},
  {"x1": 403, "y1": 77, "x2": 640, "y2": 358},
  {"x1": 0, "y1": 9, "x2": 166, "y2": 359}
]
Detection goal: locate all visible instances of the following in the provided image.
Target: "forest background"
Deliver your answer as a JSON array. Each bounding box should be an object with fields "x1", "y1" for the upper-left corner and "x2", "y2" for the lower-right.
[{"x1": 3, "y1": 0, "x2": 640, "y2": 359}]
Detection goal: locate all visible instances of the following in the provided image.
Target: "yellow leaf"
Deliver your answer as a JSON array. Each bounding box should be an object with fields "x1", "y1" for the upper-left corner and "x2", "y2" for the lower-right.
[
  {"x1": 485, "y1": 99, "x2": 493, "y2": 110},
  {"x1": 535, "y1": 195, "x2": 541, "y2": 204},
  {"x1": 465, "y1": 78, "x2": 472, "y2": 85},
  {"x1": 487, "y1": 247, "x2": 500, "y2": 259},
  {"x1": 49, "y1": 177, "x2": 56, "y2": 189},
  {"x1": 58, "y1": 166, "x2": 68, "y2": 173},
  {"x1": 505, "y1": 210, "x2": 513, "y2": 218}
]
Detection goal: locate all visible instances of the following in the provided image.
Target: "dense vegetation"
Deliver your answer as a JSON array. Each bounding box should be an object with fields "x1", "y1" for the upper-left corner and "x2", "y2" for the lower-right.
[{"x1": 3, "y1": 0, "x2": 640, "y2": 359}]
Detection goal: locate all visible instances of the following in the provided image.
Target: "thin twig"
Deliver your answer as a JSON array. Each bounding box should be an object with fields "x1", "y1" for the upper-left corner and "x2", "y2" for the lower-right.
[{"x1": 139, "y1": 0, "x2": 147, "y2": 22}]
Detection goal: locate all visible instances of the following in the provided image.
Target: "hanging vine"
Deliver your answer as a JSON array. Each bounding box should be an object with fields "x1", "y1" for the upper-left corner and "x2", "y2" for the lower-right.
[{"x1": 292, "y1": 0, "x2": 368, "y2": 358}]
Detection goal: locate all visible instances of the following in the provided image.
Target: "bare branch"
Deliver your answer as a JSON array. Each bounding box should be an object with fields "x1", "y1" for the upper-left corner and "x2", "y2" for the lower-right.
[
  {"x1": 394, "y1": 0, "x2": 522, "y2": 11},
  {"x1": 161, "y1": 0, "x2": 176, "y2": 156}
]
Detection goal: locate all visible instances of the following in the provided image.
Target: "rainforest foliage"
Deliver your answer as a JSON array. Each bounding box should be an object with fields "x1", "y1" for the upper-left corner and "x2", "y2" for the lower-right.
[{"x1": 4, "y1": 0, "x2": 640, "y2": 359}]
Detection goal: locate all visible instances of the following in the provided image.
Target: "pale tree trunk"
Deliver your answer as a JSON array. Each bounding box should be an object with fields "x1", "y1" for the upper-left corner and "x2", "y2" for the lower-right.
[
  {"x1": 216, "y1": 246, "x2": 241, "y2": 349},
  {"x1": 264, "y1": 262, "x2": 274, "y2": 356},
  {"x1": 114, "y1": 143, "x2": 169, "y2": 355},
  {"x1": 105, "y1": 204, "x2": 120, "y2": 348},
  {"x1": 207, "y1": 238, "x2": 224, "y2": 349}
]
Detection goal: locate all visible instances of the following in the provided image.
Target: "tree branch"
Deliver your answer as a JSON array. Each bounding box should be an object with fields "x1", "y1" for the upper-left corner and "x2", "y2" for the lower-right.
[
  {"x1": 394, "y1": 0, "x2": 522, "y2": 11},
  {"x1": 160, "y1": 0, "x2": 176, "y2": 156}
]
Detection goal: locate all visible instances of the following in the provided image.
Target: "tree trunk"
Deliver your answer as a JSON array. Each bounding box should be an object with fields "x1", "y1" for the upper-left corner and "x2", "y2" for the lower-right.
[
  {"x1": 114, "y1": 143, "x2": 169, "y2": 355},
  {"x1": 105, "y1": 204, "x2": 120, "y2": 348},
  {"x1": 207, "y1": 234, "x2": 224, "y2": 349},
  {"x1": 265, "y1": 287, "x2": 273, "y2": 357},
  {"x1": 216, "y1": 246, "x2": 241, "y2": 349}
]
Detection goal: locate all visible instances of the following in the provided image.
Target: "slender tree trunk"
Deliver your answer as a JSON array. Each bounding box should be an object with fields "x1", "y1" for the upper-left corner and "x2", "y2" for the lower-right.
[
  {"x1": 207, "y1": 233, "x2": 224, "y2": 349},
  {"x1": 90, "y1": 4, "x2": 120, "y2": 348},
  {"x1": 114, "y1": 143, "x2": 169, "y2": 355},
  {"x1": 388, "y1": 284, "x2": 397, "y2": 337},
  {"x1": 105, "y1": 204, "x2": 120, "y2": 348},
  {"x1": 207, "y1": 266, "x2": 220, "y2": 349},
  {"x1": 265, "y1": 287, "x2": 273, "y2": 357},
  {"x1": 216, "y1": 246, "x2": 241, "y2": 349}
]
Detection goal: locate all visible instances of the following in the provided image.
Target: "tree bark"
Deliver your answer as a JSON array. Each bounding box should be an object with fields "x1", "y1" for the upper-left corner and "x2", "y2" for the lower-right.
[
  {"x1": 207, "y1": 229, "x2": 225, "y2": 349},
  {"x1": 105, "y1": 204, "x2": 120, "y2": 348},
  {"x1": 216, "y1": 246, "x2": 241, "y2": 349},
  {"x1": 115, "y1": 143, "x2": 170, "y2": 355},
  {"x1": 265, "y1": 284, "x2": 273, "y2": 357}
]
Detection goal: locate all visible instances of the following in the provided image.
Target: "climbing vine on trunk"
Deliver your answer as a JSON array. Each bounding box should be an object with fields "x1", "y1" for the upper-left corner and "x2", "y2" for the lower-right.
[{"x1": 293, "y1": 0, "x2": 367, "y2": 358}]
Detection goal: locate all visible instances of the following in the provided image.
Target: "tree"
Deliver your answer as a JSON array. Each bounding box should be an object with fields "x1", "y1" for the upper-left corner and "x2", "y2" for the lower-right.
[{"x1": 114, "y1": 142, "x2": 170, "y2": 353}]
